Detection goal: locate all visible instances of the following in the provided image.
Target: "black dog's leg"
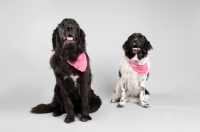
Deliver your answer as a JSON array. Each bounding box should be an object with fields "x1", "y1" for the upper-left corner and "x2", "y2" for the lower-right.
[
  {"x1": 80, "y1": 75, "x2": 92, "y2": 122},
  {"x1": 56, "y1": 78, "x2": 75, "y2": 123},
  {"x1": 61, "y1": 88, "x2": 75, "y2": 123},
  {"x1": 51, "y1": 84, "x2": 64, "y2": 117}
]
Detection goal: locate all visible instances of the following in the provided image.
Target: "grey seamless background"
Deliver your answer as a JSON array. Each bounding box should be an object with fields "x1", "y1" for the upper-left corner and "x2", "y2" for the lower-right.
[{"x1": 1, "y1": 0, "x2": 200, "y2": 132}]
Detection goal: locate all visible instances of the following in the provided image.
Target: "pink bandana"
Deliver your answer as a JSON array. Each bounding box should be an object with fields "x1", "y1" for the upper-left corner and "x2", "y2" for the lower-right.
[
  {"x1": 66, "y1": 52, "x2": 87, "y2": 72},
  {"x1": 129, "y1": 61, "x2": 148, "y2": 75}
]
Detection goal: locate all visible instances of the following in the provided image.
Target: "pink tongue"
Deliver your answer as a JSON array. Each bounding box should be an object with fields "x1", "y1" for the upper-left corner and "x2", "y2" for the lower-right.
[
  {"x1": 133, "y1": 48, "x2": 140, "y2": 50},
  {"x1": 67, "y1": 37, "x2": 73, "y2": 40}
]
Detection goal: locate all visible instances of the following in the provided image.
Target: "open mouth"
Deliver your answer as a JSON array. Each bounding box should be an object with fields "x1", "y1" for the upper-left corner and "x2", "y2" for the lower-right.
[
  {"x1": 66, "y1": 35, "x2": 74, "y2": 41},
  {"x1": 132, "y1": 47, "x2": 140, "y2": 51}
]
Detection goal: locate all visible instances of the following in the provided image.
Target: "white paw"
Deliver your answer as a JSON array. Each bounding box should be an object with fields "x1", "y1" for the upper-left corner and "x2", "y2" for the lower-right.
[
  {"x1": 140, "y1": 101, "x2": 150, "y2": 108},
  {"x1": 110, "y1": 98, "x2": 118, "y2": 103},
  {"x1": 117, "y1": 101, "x2": 125, "y2": 108},
  {"x1": 117, "y1": 103, "x2": 125, "y2": 108}
]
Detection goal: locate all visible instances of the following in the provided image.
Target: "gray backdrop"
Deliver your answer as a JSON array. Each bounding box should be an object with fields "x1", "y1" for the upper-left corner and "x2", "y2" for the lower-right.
[{"x1": 1, "y1": 0, "x2": 200, "y2": 132}]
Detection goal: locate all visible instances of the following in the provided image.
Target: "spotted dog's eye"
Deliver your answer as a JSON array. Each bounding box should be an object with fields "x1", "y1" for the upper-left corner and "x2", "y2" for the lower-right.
[{"x1": 59, "y1": 23, "x2": 65, "y2": 28}]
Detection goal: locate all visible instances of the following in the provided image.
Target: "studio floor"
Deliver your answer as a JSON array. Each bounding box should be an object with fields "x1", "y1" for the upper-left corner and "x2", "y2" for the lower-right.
[{"x1": 1, "y1": 94, "x2": 199, "y2": 132}]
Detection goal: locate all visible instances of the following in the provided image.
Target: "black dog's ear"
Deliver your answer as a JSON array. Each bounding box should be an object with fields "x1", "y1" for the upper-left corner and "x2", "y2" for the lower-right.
[
  {"x1": 143, "y1": 36, "x2": 153, "y2": 52},
  {"x1": 52, "y1": 28, "x2": 62, "y2": 51},
  {"x1": 79, "y1": 28, "x2": 86, "y2": 44}
]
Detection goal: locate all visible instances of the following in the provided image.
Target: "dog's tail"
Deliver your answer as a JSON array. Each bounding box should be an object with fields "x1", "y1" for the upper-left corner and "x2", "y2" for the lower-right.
[{"x1": 30, "y1": 103, "x2": 53, "y2": 114}]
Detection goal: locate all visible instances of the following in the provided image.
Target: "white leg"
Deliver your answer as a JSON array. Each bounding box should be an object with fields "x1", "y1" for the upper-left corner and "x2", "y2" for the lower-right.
[
  {"x1": 139, "y1": 79, "x2": 150, "y2": 108},
  {"x1": 111, "y1": 82, "x2": 121, "y2": 103},
  {"x1": 117, "y1": 82, "x2": 126, "y2": 108}
]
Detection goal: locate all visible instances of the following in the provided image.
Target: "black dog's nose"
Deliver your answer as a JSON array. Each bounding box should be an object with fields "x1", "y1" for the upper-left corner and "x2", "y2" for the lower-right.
[
  {"x1": 133, "y1": 38, "x2": 138, "y2": 42},
  {"x1": 67, "y1": 25, "x2": 74, "y2": 30}
]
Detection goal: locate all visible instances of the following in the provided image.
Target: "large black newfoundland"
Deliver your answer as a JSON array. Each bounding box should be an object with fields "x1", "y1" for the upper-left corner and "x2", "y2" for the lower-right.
[{"x1": 31, "y1": 18, "x2": 101, "y2": 123}]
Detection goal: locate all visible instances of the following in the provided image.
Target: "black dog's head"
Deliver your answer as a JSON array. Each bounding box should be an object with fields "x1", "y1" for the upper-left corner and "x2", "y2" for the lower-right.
[
  {"x1": 52, "y1": 18, "x2": 86, "y2": 61},
  {"x1": 122, "y1": 33, "x2": 153, "y2": 60}
]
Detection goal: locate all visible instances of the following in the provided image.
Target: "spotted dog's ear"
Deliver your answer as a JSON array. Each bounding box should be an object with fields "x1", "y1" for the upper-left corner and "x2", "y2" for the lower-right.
[
  {"x1": 79, "y1": 28, "x2": 86, "y2": 44},
  {"x1": 122, "y1": 39, "x2": 129, "y2": 52},
  {"x1": 143, "y1": 36, "x2": 153, "y2": 52}
]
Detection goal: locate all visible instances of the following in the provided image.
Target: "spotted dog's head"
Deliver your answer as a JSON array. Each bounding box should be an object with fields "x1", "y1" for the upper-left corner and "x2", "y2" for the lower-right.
[
  {"x1": 122, "y1": 33, "x2": 153, "y2": 61},
  {"x1": 52, "y1": 18, "x2": 86, "y2": 61}
]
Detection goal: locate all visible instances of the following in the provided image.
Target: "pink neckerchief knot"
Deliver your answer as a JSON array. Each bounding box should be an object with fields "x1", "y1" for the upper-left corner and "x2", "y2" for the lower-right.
[
  {"x1": 66, "y1": 52, "x2": 87, "y2": 72},
  {"x1": 129, "y1": 61, "x2": 148, "y2": 75}
]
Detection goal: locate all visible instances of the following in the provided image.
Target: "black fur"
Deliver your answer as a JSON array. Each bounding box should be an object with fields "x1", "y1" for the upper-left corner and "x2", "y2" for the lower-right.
[
  {"x1": 145, "y1": 89, "x2": 150, "y2": 95},
  {"x1": 31, "y1": 18, "x2": 101, "y2": 123},
  {"x1": 122, "y1": 33, "x2": 153, "y2": 60},
  {"x1": 119, "y1": 70, "x2": 122, "y2": 78}
]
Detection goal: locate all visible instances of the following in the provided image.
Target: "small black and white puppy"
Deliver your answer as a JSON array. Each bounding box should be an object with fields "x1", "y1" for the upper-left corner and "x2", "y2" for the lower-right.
[
  {"x1": 111, "y1": 33, "x2": 153, "y2": 108},
  {"x1": 31, "y1": 18, "x2": 101, "y2": 123}
]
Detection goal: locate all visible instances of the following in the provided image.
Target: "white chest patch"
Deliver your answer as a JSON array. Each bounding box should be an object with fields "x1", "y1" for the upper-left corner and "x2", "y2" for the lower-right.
[
  {"x1": 131, "y1": 54, "x2": 139, "y2": 62},
  {"x1": 119, "y1": 56, "x2": 150, "y2": 96},
  {"x1": 64, "y1": 74, "x2": 79, "y2": 86}
]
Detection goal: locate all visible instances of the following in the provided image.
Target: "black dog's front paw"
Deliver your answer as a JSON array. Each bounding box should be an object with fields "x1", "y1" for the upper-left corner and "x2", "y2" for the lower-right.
[
  {"x1": 80, "y1": 115, "x2": 92, "y2": 122},
  {"x1": 65, "y1": 116, "x2": 75, "y2": 124}
]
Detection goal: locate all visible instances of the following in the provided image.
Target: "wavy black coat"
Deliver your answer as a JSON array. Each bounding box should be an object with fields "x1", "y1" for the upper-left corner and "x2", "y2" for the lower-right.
[{"x1": 31, "y1": 18, "x2": 101, "y2": 123}]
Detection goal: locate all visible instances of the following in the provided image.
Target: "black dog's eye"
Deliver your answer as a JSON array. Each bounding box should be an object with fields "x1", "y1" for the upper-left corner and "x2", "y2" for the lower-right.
[
  {"x1": 138, "y1": 36, "x2": 144, "y2": 42},
  {"x1": 74, "y1": 23, "x2": 79, "y2": 28}
]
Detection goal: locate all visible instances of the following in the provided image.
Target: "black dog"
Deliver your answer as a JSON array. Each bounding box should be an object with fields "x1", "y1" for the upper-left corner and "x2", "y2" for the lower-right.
[{"x1": 31, "y1": 18, "x2": 101, "y2": 123}]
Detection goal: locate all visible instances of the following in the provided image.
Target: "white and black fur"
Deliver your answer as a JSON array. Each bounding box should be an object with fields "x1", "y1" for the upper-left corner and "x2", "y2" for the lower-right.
[{"x1": 111, "y1": 33, "x2": 153, "y2": 108}]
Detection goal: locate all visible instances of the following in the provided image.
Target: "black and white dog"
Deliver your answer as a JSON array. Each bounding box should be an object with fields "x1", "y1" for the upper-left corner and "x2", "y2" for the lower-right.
[{"x1": 111, "y1": 33, "x2": 153, "y2": 108}]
